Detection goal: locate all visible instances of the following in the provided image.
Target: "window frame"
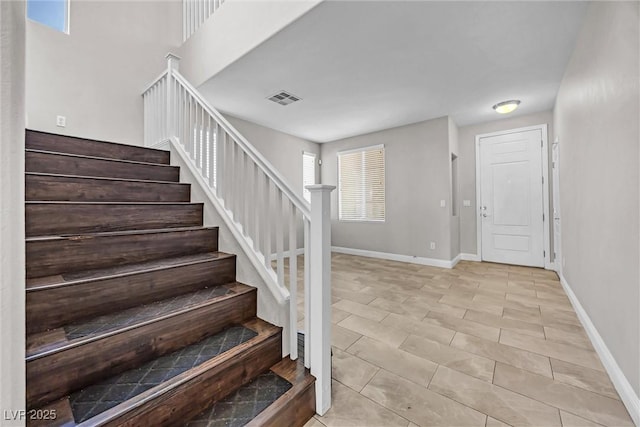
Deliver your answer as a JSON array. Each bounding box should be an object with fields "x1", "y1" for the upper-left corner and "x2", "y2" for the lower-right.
[{"x1": 337, "y1": 144, "x2": 386, "y2": 223}]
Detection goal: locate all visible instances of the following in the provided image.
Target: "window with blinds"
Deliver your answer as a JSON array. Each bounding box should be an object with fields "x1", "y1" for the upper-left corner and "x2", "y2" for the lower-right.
[
  {"x1": 302, "y1": 152, "x2": 316, "y2": 202},
  {"x1": 338, "y1": 145, "x2": 385, "y2": 221}
]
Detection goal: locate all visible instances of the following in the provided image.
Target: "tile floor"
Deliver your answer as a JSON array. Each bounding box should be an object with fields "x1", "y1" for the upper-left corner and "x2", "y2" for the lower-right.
[{"x1": 302, "y1": 254, "x2": 633, "y2": 427}]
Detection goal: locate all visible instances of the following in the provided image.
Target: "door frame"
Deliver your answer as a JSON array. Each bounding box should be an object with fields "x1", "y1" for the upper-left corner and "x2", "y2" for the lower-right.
[{"x1": 474, "y1": 124, "x2": 552, "y2": 270}]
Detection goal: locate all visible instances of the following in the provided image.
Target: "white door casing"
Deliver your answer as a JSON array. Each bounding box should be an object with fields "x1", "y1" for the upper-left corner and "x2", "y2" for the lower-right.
[
  {"x1": 477, "y1": 127, "x2": 546, "y2": 268},
  {"x1": 552, "y1": 138, "x2": 561, "y2": 272}
]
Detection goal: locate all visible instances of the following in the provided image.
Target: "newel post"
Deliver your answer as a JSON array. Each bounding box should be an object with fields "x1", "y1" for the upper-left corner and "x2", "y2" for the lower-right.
[
  {"x1": 165, "y1": 53, "x2": 181, "y2": 139},
  {"x1": 306, "y1": 184, "x2": 335, "y2": 415}
]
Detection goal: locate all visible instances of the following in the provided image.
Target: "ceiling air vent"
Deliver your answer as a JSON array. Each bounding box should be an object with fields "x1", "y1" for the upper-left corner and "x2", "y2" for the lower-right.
[{"x1": 267, "y1": 91, "x2": 302, "y2": 106}]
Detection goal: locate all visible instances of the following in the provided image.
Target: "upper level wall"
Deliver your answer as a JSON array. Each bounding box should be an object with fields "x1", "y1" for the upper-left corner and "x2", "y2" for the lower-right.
[
  {"x1": 178, "y1": 0, "x2": 322, "y2": 89},
  {"x1": 26, "y1": 1, "x2": 181, "y2": 146}
]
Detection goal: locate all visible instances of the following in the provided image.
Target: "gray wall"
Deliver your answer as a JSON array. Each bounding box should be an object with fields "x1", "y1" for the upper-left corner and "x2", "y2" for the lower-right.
[
  {"x1": 224, "y1": 114, "x2": 321, "y2": 199},
  {"x1": 554, "y1": 1, "x2": 639, "y2": 397},
  {"x1": 0, "y1": 0, "x2": 26, "y2": 423},
  {"x1": 458, "y1": 110, "x2": 554, "y2": 255},
  {"x1": 321, "y1": 117, "x2": 453, "y2": 260},
  {"x1": 26, "y1": 0, "x2": 181, "y2": 146},
  {"x1": 448, "y1": 116, "x2": 460, "y2": 258}
]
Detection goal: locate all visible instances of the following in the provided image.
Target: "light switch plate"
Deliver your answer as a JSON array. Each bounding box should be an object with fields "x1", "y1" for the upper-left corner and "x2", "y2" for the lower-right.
[
  {"x1": 56, "y1": 115, "x2": 66, "y2": 127},
  {"x1": 440, "y1": 200, "x2": 446, "y2": 208},
  {"x1": 463, "y1": 200, "x2": 471, "y2": 207}
]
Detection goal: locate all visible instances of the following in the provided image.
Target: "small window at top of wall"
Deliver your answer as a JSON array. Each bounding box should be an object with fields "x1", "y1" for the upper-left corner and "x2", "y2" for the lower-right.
[
  {"x1": 27, "y1": 0, "x2": 69, "y2": 34},
  {"x1": 302, "y1": 152, "x2": 317, "y2": 203}
]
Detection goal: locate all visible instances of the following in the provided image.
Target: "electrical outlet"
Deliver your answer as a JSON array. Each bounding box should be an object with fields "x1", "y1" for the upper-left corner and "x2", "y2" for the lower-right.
[
  {"x1": 440, "y1": 200, "x2": 446, "y2": 208},
  {"x1": 430, "y1": 241, "x2": 436, "y2": 250},
  {"x1": 56, "y1": 115, "x2": 66, "y2": 127}
]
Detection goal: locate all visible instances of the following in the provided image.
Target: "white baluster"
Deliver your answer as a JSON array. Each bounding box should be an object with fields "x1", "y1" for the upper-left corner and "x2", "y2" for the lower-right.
[
  {"x1": 276, "y1": 189, "x2": 284, "y2": 287},
  {"x1": 307, "y1": 185, "x2": 335, "y2": 415},
  {"x1": 303, "y1": 217, "x2": 310, "y2": 369},
  {"x1": 263, "y1": 173, "x2": 271, "y2": 269},
  {"x1": 289, "y1": 202, "x2": 298, "y2": 360},
  {"x1": 253, "y1": 163, "x2": 260, "y2": 252}
]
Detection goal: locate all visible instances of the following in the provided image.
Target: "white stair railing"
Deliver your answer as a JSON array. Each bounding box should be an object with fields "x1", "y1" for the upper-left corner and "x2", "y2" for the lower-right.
[
  {"x1": 142, "y1": 54, "x2": 333, "y2": 415},
  {"x1": 183, "y1": 0, "x2": 225, "y2": 41}
]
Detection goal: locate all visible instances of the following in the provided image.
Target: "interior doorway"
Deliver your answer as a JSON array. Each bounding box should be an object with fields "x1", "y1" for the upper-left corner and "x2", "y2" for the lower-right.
[{"x1": 475, "y1": 125, "x2": 551, "y2": 268}]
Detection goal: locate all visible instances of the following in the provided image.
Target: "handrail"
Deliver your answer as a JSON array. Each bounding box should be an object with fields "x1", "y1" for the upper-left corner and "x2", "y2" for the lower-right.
[
  {"x1": 142, "y1": 55, "x2": 333, "y2": 415},
  {"x1": 171, "y1": 71, "x2": 311, "y2": 218}
]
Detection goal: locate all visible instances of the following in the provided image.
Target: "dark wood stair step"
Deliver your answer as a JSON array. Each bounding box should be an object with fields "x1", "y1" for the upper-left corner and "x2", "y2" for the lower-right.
[
  {"x1": 26, "y1": 149, "x2": 180, "y2": 182},
  {"x1": 27, "y1": 319, "x2": 282, "y2": 427},
  {"x1": 26, "y1": 283, "x2": 258, "y2": 409},
  {"x1": 189, "y1": 357, "x2": 316, "y2": 427},
  {"x1": 26, "y1": 130, "x2": 170, "y2": 164},
  {"x1": 26, "y1": 226, "x2": 218, "y2": 279},
  {"x1": 26, "y1": 173, "x2": 190, "y2": 203},
  {"x1": 26, "y1": 252, "x2": 236, "y2": 334},
  {"x1": 26, "y1": 201, "x2": 203, "y2": 237}
]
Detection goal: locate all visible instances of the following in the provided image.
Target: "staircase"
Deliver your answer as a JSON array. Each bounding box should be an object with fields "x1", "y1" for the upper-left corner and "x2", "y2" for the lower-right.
[{"x1": 24, "y1": 130, "x2": 315, "y2": 427}]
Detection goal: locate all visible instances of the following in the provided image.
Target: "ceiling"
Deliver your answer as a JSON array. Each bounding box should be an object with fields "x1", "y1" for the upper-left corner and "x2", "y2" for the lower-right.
[{"x1": 199, "y1": 1, "x2": 588, "y2": 143}]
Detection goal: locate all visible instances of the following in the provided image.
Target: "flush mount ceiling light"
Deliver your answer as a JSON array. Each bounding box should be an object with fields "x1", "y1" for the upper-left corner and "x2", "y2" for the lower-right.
[{"x1": 492, "y1": 99, "x2": 521, "y2": 114}]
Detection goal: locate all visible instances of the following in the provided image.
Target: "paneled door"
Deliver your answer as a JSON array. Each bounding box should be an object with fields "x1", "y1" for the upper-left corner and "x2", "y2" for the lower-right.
[{"x1": 479, "y1": 129, "x2": 545, "y2": 267}]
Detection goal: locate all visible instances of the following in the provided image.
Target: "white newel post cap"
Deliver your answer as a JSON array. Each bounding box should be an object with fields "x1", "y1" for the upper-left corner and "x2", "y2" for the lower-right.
[
  {"x1": 165, "y1": 53, "x2": 181, "y2": 71},
  {"x1": 305, "y1": 184, "x2": 336, "y2": 193}
]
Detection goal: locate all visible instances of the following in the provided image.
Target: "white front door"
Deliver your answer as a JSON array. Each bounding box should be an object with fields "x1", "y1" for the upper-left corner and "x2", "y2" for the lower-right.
[{"x1": 479, "y1": 129, "x2": 545, "y2": 267}]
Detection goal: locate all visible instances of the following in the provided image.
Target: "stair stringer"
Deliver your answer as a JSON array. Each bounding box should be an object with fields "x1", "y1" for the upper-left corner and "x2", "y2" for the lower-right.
[{"x1": 161, "y1": 137, "x2": 292, "y2": 356}]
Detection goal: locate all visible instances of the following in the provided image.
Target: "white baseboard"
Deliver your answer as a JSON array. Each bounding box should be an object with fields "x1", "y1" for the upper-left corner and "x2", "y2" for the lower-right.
[
  {"x1": 450, "y1": 253, "x2": 462, "y2": 268},
  {"x1": 559, "y1": 273, "x2": 640, "y2": 426},
  {"x1": 331, "y1": 246, "x2": 459, "y2": 269},
  {"x1": 269, "y1": 248, "x2": 305, "y2": 261},
  {"x1": 461, "y1": 253, "x2": 481, "y2": 262}
]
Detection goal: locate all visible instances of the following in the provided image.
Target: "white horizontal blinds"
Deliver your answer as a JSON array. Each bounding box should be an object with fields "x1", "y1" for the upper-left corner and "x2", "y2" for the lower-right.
[
  {"x1": 338, "y1": 145, "x2": 385, "y2": 221},
  {"x1": 302, "y1": 152, "x2": 316, "y2": 202}
]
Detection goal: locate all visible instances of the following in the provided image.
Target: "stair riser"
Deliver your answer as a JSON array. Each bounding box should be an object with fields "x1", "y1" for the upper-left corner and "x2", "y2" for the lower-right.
[
  {"x1": 105, "y1": 333, "x2": 282, "y2": 427},
  {"x1": 26, "y1": 174, "x2": 190, "y2": 203},
  {"x1": 26, "y1": 203, "x2": 203, "y2": 237},
  {"x1": 26, "y1": 151, "x2": 180, "y2": 182},
  {"x1": 26, "y1": 289, "x2": 257, "y2": 409},
  {"x1": 26, "y1": 130, "x2": 170, "y2": 164},
  {"x1": 27, "y1": 256, "x2": 236, "y2": 334},
  {"x1": 26, "y1": 228, "x2": 218, "y2": 279}
]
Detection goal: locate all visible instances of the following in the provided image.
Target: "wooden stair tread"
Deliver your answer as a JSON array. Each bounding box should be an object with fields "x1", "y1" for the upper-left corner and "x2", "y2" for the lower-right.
[
  {"x1": 26, "y1": 148, "x2": 175, "y2": 168},
  {"x1": 25, "y1": 201, "x2": 201, "y2": 205},
  {"x1": 74, "y1": 318, "x2": 281, "y2": 426},
  {"x1": 26, "y1": 282, "x2": 254, "y2": 360},
  {"x1": 27, "y1": 252, "x2": 233, "y2": 291},
  {"x1": 26, "y1": 129, "x2": 170, "y2": 164},
  {"x1": 26, "y1": 225, "x2": 216, "y2": 242},
  {"x1": 25, "y1": 171, "x2": 183, "y2": 185}
]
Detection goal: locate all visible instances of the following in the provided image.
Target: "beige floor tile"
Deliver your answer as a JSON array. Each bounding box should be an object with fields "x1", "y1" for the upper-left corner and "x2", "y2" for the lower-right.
[
  {"x1": 369, "y1": 297, "x2": 428, "y2": 320},
  {"x1": 506, "y1": 293, "x2": 573, "y2": 312},
  {"x1": 499, "y1": 330, "x2": 604, "y2": 371},
  {"x1": 332, "y1": 307, "x2": 352, "y2": 324},
  {"x1": 550, "y1": 358, "x2": 618, "y2": 399},
  {"x1": 425, "y1": 312, "x2": 501, "y2": 342},
  {"x1": 463, "y1": 309, "x2": 545, "y2": 339},
  {"x1": 544, "y1": 326, "x2": 593, "y2": 349},
  {"x1": 333, "y1": 299, "x2": 389, "y2": 322},
  {"x1": 559, "y1": 411, "x2": 604, "y2": 427},
  {"x1": 502, "y1": 304, "x2": 542, "y2": 321},
  {"x1": 400, "y1": 334, "x2": 495, "y2": 382},
  {"x1": 439, "y1": 294, "x2": 504, "y2": 315},
  {"x1": 362, "y1": 369, "x2": 486, "y2": 427},
  {"x1": 358, "y1": 286, "x2": 410, "y2": 303},
  {"x1": 304, "y1": 417, "x2": 327, "y2": 427},
  {"x1": 332, "y1": 348, "x2": 379, "y2": 392},
  {"x1": 405, "y1": 295, "x2": 467, "y2": 318},
  {"x1": 332, "y1": 324, "x2": 362, "y2": 350},
  {"x1": 380, "y1": 313, "x2": 455, "y2": 345},
  {"x1": 338, "y1": 315, "x2": 408, "y2": 347},
  {"x1": 348, "y1": 336, "x2": 437, "y2": 386},
  {"x1": 493, "y1": 363, "x2": 633, "y2": 426},
  {"x1": 451, "y1": 332, "x2": 552, "y2": 377},
  {"x1": 333, "y1": 288, "x2": 377, "y2": 305},
  {"x1": 540, "y1": 306, "x2": 582, "y2": 328},
  {"x1": 486, "y1": 417, "x2": 512, "y2": 427},
  {"x1": 317, "y1": 380, "x2": 410, "y2": 427},
  {"x1": 428, "y1": 365, "x2": 561, "y2": 426}
]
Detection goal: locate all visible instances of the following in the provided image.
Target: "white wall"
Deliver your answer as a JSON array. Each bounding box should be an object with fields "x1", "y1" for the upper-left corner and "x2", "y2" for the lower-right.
[
  {"x1": 224, "y1": 114, "x2": 321, "y2": 198},
  {"x1": 321, "y1": 117, "x2": 453, "y2": 261},
  {"x1": 26, "y1": 0, "x2": 181, "y2": 146},
  {"x1": 0, "y1": 0, "x2": 26, "y2": 425},
  {"x1": 179, "y1": 0, "x2": 322, "y2": 88},
  {"x1": 554, "y1": 0, "x2": 639, "y2": 411},
  {"x1": 458, "y1": 110, "x2": 554, "y2": 255}
]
